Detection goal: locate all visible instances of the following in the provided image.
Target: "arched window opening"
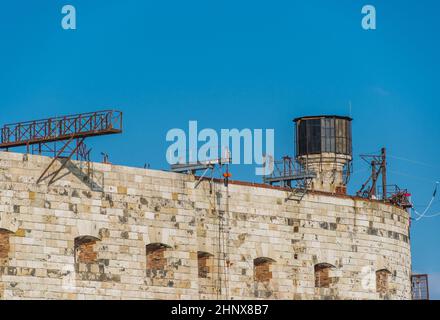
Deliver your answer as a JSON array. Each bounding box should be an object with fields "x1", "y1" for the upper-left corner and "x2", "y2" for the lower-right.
[
  {"x1": 146, "y1": 243, "x2": 171, "y2": 278},
  {"x1": 0, "y1": 229, "x2": 12, "y2": 261},
  {"x1": 197, "y1": 251, "x2": 214, "y2": 279},
  {"x1": 376, "y1": 269, "x2": 391, "y2": 295},
  {"x1": 74, "y1": 236, "x2": 99, "y2": 264},
  {"x1": 314, "y1": 263, "x2": 335, "y2": 288},
  {"x1": 254, "y1": 257, "x2": 275, "y2": 283}
]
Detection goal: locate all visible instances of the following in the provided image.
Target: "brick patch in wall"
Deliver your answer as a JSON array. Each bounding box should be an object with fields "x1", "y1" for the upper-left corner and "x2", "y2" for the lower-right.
[
  {"x1": 315, "y1": 263, "x2": 334, "y2": 288},
  {"x1": 0, "y1": 230, "x2": 11, "y2": 261},
  {"x1": 254, "y1": 258, "x2": 273, "y2": 283},
  {"x1": 197, "y1": 252, "x2": 213, "y2": 278},
  {"x1": 146, "y1": 243, "x2": 172, "y2": 280},
  {"x1": 74, "y1": 236, "x2": 98, "y2": 264},
  {"x1": 376, "y1": 269, "x2": 391, "y2": 295}
]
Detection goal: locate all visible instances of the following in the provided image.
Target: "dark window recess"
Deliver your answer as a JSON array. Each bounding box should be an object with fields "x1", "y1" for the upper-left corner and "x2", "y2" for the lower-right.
[
  {"x1": 197, "y1": 252, "x2": 213, "y2": 278},
  {"x1": 74, "y1": 236, "x2": 98, "y2": 264},
  {"x1": 314, "y1": 263, "x2": 334, "y2": 288},
  {"x1": 146, "y1": 243, "x2": 170, "y2": 273},
  {"x1": 254, "y1": 257, "x2": 275, "y2": 283},
  {"x1": 0, "y1": 229, "x2": 11, "y2": 260}
]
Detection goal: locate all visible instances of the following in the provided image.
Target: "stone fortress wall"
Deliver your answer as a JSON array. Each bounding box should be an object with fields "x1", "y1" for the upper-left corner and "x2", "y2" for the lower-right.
[{"x1": 0, "y1": 151, "x2": 411, "y2": 300}]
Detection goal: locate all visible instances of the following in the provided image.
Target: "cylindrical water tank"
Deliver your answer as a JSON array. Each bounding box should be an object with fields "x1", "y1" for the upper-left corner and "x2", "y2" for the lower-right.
[
  {"x1": 294, "y1": 115, "x2": 352, "y2": 158},
  {"x1": 293, "y1": 115, "x2": 353, "y2": 194}
]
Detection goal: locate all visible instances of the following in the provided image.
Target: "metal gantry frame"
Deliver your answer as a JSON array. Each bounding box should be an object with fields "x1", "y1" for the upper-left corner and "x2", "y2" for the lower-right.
[
  {"x1": 0, "y1": 110, "x2": 123, "y2": 184},
  {"x1": 356, "y1": 147, "x2": 412, "y2": 208},
  {"x1": 357, "y1": 148, "x2": 387, "y2": 199},
  {"x1": 170, "y1": 155, "x2": 232, "y2": 189},
  {"x1": 263, "y1": 156, "x2": 316, "y2": 202}
]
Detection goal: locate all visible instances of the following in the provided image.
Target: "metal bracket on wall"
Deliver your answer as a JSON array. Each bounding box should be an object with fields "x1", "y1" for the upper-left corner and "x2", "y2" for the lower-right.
[
  {"x1": 171, "y1": 156, "x2": 231, "y2": 189},
  {"x1": 37, "y1": 137, "x2": 87, "y2": 184},
  {"x1": 286, "y1": 188, "x2": 308, "y2": 202},
  {"x1": 194, "y1": 165, "x2": 215, "y2": 189}
]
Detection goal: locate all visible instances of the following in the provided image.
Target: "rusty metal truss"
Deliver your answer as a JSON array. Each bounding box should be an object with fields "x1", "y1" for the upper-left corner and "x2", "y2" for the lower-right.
[
  {"x1": 0, "y1": 110, "x2": 123, "y2": 184},
  {"x1": 0, "y1": 110, "x2": 122, "y2": 149}
]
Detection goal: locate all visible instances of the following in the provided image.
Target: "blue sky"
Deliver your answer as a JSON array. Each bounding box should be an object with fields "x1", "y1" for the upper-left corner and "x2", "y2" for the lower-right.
[{"x1": 0, "y1": 0, "x2": 439, "y2": 298}]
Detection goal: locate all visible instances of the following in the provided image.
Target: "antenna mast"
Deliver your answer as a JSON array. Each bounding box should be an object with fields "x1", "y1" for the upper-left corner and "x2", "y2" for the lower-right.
[{"x1": 357, "y1": 147, "x2": 387, "y2": 199}]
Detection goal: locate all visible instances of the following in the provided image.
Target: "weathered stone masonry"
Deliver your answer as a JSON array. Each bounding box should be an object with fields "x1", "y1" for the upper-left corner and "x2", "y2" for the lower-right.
[{"x1": 0, "y1": 151, "x2": 412, "y2": 299}]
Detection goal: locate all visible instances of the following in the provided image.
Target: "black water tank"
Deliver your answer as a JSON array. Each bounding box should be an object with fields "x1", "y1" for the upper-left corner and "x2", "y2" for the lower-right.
[{"x1": 293, "y1": 115, "x2": 352, "y2": 157}]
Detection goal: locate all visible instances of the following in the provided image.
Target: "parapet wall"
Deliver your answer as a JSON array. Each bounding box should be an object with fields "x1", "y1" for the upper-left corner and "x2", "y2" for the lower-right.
[{"x1": 0, "y1": 151, "x2": 412, "y2": 299}]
